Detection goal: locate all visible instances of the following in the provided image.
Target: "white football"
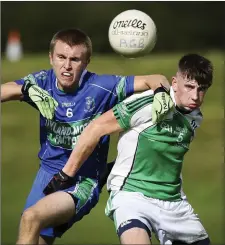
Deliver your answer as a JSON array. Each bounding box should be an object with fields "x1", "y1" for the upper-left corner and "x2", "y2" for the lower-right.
[{"x1": 108, "y1": 9, "x2": 157, "y2": 58}]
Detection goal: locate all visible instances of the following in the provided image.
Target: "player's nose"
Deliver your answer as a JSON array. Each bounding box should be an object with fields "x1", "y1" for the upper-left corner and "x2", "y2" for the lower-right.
[
  {"x1": 64, "y1": 59, "x2": 72, "y2": 70},
  {"x1": 191, "y1": 88, "x2": 199, "y2": 101}
]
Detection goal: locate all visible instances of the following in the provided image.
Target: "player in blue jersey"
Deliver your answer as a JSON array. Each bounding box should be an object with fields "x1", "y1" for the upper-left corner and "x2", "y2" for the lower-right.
[{"x1": 2, "y1": 28, "x2": 174, "y2": 245}]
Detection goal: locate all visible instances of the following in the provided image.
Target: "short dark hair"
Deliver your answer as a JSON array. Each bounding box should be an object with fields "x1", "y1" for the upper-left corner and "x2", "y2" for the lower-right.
[
  {"x1": 49, "y1": 28, "x2": 92, "y2": 60},
  {"x1": 178, "y1": 54, "x2": 213, "y2": 88}
]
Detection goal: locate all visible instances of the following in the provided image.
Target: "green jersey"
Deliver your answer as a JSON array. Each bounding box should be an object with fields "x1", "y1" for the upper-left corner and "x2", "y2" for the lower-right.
[{"x1": 107, "y1": 89, "x2": 202, "y2": 201}]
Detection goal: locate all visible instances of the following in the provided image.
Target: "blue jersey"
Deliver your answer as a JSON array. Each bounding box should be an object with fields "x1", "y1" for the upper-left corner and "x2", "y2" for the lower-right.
[{"x1": 15, "y1": 69, "x2": 134, "y2": 178}]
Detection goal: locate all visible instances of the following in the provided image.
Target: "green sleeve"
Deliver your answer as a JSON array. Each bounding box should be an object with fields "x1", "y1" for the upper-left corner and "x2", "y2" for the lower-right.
[
  {"x1": 113, "y1": 93, "x2": 154, "y2": 130},
  {"x1": 113, "y1": 102, "x2": 132, "y2": 130}
]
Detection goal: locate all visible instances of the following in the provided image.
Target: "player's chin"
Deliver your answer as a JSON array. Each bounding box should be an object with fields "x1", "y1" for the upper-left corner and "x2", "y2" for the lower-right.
[
  {"x1": 61, "y1": 79, "x2": 75, "y2": 88},
  {"x1": 185, "y1": 105, "x2": 199, "y2": 111}
]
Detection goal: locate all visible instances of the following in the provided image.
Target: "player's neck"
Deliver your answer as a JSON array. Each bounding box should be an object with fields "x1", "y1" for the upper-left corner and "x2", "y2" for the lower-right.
[
  {"x1": 175, "y1": 105, "x2": 191, "y2": 114},
  {"x1": 56, "y1": 80, "x2": 79, "y2": 94},
  {"x1": 61, "y1": 84, "x2": 79, "y2": 93}
]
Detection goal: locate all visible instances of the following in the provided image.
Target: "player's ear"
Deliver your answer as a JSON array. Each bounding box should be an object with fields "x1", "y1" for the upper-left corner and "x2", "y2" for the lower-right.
[
  {"x1": 172, "y1": 76, "x2": 178, "y2": 92},
  {"x1": 49, "y1": 52, "x2": 53, "y2": 66}
]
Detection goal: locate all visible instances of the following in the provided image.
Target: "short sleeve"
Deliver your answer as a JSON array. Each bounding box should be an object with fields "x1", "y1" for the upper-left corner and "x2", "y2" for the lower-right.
[
  {"x1": 112, "y1": 90, "x2": 154, "y2": 130},
  {"x1": 92, "y1": 74, "x2": 135, "y2": 102},
  {"x1": 15, "y1": 70, "x2": 49, "y2": 88}
]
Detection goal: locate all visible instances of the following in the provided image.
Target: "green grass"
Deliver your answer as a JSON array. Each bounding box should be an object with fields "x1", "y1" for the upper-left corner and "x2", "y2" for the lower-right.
[{"x1": 1, "y1": 51, "x2": 224, "y2": 244}]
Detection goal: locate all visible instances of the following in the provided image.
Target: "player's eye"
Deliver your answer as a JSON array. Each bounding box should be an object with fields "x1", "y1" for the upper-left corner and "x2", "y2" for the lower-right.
[
  {"x1": 185, "y1": 85, "x2": 194, "y2": 91},
  {"x1": 58, "y1": 55, "x2": 65, "y2": 59},
  {"x1": 71, "y1": 57, "x2": 80, "y2": 62}
]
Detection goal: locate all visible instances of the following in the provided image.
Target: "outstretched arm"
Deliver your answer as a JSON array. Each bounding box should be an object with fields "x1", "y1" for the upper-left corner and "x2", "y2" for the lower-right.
[
  {"x1": 1, "y1": 80, "x2": 58, "y2": 119},
  {"x1": 63, "y1": 110, "x2": 123, "y2": 177},
  {"x1": 1, "y1": 82, "x2": 23, "y2": 102}
]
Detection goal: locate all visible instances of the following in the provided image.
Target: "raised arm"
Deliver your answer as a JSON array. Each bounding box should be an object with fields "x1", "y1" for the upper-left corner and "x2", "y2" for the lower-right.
[
  {"x1": 134, "y1": 75, "x2": 174, "y2": 123},
  {"x1": 134, "y1": 74, "x2": 170, "y2": 92},
  {"x1": 1, "y1": 82, "x2": 23, "y2": 102},
  {"x1": 62, "y1": 109, "x2": 123, "y2": 177}
]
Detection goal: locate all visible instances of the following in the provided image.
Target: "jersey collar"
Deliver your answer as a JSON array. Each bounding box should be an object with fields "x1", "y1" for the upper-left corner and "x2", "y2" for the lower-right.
[{"x1": 169, "y1": 87, "x2": 176, "y2": 105}]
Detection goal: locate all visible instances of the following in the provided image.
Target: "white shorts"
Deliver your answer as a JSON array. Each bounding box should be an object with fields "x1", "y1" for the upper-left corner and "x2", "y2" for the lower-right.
[{"x1": 105, "y1": 191, "x2": 208, "y2": 244}]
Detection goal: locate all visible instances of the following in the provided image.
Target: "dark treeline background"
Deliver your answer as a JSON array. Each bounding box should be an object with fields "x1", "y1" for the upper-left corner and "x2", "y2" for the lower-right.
[{"x1": 1, "y1": 1, "x2": 225, "y2": 54}]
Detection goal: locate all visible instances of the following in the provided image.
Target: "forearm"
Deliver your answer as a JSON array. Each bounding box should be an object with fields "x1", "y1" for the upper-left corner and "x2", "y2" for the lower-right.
[
  {"x1": 62, "y1": 110, "x2": 122, "y2": 177},
  {"x1": 134, "y1": 74, "x2": 170, "y2": 92},
  {"x1": 145, "y1": 75, "x2": 170, "y2": 91},
  {"x1": 1, "y1": 82, "x2": 23, "y2": 102},
  {"x1": 62, "y1": 123, "x2": 102, "y2": 177}
]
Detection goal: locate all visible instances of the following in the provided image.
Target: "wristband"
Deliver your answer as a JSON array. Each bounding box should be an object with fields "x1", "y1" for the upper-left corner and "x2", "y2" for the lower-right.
[
  {"x1": 21, "y1": 80, "x2": 34, "y2": 95},
  {"x1": 154, "y1": 84, "x2": 169, "y2": 95},
  {"x1": 58, "y1": 170, "x2": 74, "y2": 182}
]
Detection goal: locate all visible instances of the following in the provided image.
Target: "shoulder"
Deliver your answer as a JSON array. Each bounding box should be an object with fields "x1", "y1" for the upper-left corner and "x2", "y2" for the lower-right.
[
  {"x1": 123, "y1": 90, "x2": 154, "y2": 104},
  {"x1": 113, "y1": 90, "x2": 154, "y2": 129},
  {"x1": 15, "y1": 69, "x2": 52, "y2": 86},
  {"x1": 191, "y1": 108, "x2": 203, "y2": 122},
  {"x1": 27, "y1": 69, "x2": 52, "y2": 81},
  {"x1": 33, "y1": 69, "x2": 55, "y2": 88},
  {"x1": 89, "y1": 73, "x2": 133, "y2": 86},
  {"x1": 33, "y1": 69, "x2": 49, "y2": 78},
  {"x1": 83, "y1": 71, "x2": 135, "y2": 100}
]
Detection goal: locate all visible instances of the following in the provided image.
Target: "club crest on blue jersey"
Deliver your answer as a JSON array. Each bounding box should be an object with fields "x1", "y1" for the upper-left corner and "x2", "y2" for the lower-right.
[{"x1": 84, "y1": 96, "x2": 95, "y2": 112}]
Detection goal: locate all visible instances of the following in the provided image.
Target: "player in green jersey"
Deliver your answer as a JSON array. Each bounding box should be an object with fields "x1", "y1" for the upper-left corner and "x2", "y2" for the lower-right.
[{"x1": 57, "y1": 53, "x2": 213, "y2": 244}]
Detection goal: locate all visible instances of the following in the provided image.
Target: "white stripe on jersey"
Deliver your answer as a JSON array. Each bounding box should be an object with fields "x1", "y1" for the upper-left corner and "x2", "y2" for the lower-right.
[{"x1": 89, "y1": 83, "x2": 117, "y2": 96}]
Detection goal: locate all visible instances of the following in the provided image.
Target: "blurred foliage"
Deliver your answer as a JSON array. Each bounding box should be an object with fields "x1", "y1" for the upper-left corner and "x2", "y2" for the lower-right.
[
  {"x1": 1, "y1": 1, "x2": 225, "y2": 54},
  {"x1": 1, "y1": 51, "x2": 224, "y2": 244}
]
